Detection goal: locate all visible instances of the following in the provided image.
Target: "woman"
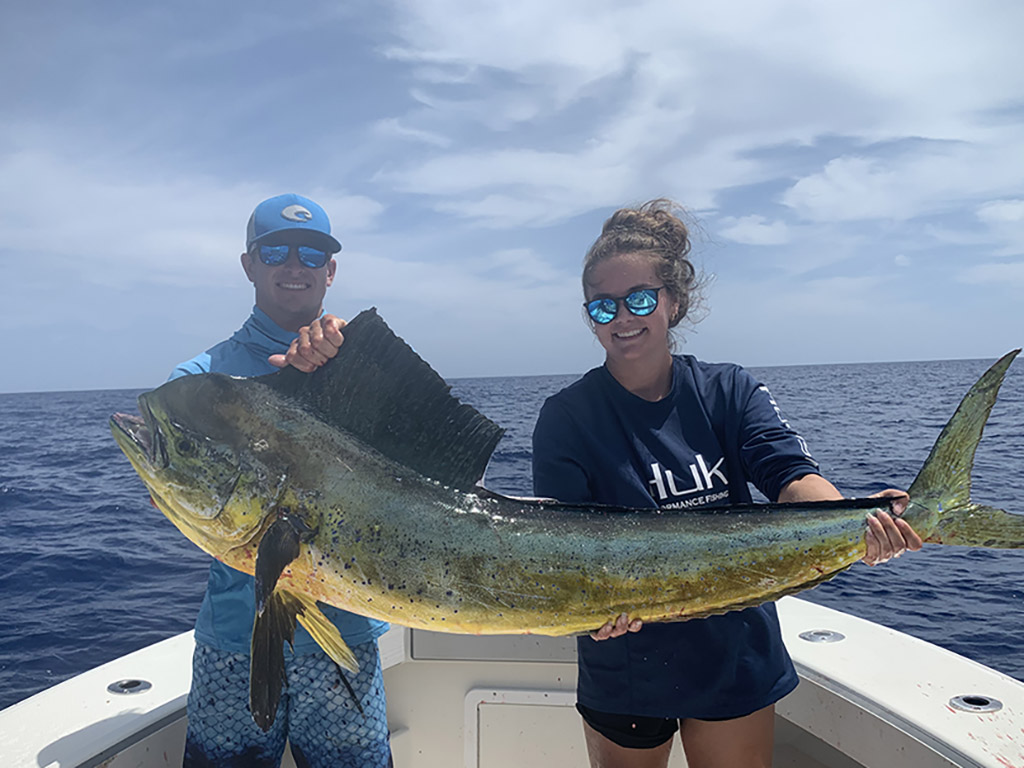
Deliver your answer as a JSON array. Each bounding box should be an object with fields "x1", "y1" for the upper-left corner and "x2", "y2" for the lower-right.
[{"x1": 531, "y1": 199, "x2": 922, "y2": 768}]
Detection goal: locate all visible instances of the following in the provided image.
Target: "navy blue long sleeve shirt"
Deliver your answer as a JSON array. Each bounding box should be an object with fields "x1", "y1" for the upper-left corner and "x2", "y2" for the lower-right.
[{"x1": 532, "y1": 355, "x2": 817, "y2": 719}]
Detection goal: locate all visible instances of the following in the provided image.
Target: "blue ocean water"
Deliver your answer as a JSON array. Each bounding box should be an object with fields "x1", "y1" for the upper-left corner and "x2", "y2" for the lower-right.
[{"x1": 1, "y1": 357, "x2": 1022, "y2": 711}]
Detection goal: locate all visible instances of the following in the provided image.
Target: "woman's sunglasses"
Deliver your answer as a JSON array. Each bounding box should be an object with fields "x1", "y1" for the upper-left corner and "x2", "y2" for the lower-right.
[
  {"x1": 254, "y1": 244, "x2": 331, "y2": 269},
  {"x1": 585, "y1": 287, "x2": 664, "y2": 324}
]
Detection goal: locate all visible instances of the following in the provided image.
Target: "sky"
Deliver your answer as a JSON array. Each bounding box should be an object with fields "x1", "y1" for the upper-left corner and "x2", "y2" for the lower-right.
[{"x1": 1, "y1": 0, "x2": 1022, "y2": 393}]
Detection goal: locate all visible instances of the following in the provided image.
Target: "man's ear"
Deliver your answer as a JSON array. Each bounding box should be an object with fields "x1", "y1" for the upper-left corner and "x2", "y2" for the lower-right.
[
  {"x1": 241, "y1": 252, "x2": 256, "y2": 283},
  {"x1": 325, "y1": 257, "x2": 337, "y2": 287}
]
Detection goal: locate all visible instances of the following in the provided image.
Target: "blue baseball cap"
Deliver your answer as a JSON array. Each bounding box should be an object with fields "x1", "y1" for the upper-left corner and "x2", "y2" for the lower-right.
[{"x1": 245, "y1": 193, "x2": 342, "y2": 253}]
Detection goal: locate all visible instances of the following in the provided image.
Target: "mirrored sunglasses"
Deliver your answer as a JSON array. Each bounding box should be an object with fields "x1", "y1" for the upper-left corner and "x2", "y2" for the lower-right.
[
  {"x1": 255, "y1": 244, "x2": 331, "y2": 269},
  {"x1": 585, "y1": 287, "x2": 664, "y2": 324}
]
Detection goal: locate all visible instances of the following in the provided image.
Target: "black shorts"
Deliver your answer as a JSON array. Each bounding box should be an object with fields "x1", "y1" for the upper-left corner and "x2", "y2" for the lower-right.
[
  {"x1": 577, "y1": 703, "x2": 678, "y2": 749},
  {"x1": 576, "y1": 703, "x2": 751, "y2": 750}
]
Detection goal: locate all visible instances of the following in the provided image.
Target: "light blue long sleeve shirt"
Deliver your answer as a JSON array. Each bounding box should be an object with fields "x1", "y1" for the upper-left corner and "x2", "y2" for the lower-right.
[{"x1": 170, "y1": 306, "x2": 389, "y2": 654}]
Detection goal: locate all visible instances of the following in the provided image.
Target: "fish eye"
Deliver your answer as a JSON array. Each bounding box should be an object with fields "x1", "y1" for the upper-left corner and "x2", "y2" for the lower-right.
[{"x1": 177, "y1": 438, "x2": 196, "y2": 454}]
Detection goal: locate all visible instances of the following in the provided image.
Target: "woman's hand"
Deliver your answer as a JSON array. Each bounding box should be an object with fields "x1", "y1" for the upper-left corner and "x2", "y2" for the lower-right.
[
  {"x1": 864, "y1": 489, "x2": 923, "y2": 565},
  {"x1": 590, "y1": 613, "x2": 642, "y2": 641},
  {"x1": 777, "y1": 477, "x2": 923, "y2": 566},
  {"x1": 269, "y1": 314, "x2": 347, "y2": 372}
]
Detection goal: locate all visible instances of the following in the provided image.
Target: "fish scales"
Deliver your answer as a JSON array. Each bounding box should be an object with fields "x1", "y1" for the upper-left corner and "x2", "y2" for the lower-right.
[
  {"x1": 208, "y1": 378, "x2": 874, "y2": 634},
  {"x1": 110, "y1": 308, "x2": 1023, "y2": 729}
]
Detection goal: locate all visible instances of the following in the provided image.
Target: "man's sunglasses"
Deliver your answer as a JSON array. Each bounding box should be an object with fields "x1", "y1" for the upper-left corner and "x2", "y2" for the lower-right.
[
  {"x1": 585, "y1": 287, "x2": 664, "y2": 324},
  {"x1": 254, "y1": 244, "x2": 331, "y2": 269}
]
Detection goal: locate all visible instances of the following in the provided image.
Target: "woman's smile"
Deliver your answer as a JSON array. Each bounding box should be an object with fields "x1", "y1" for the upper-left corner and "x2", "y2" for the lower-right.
[{"x1": 613, "y1": 327, "x2": 646, "y2": 340}]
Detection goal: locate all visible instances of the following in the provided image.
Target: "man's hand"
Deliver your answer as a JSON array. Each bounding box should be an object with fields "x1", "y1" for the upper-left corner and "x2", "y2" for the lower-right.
[{"x1": 269, "y1": 314, "x2": 347, "y2": 372}]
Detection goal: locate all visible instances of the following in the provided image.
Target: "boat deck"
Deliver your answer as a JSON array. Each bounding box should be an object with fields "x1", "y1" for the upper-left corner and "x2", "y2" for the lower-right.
[{"x1": 2, "y1": 597, "x2": 1022, "y2": 767}]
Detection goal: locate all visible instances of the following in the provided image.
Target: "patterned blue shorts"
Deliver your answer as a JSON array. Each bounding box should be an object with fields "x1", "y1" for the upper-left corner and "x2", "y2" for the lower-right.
[{"x1": 183, "y1": 638, "x2": 391, "y2": 768}]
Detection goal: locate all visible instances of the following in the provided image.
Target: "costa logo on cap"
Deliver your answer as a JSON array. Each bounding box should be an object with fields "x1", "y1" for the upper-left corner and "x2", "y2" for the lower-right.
[{"x1": 281, "y1": 204, "x2": 313, "y2": 222}]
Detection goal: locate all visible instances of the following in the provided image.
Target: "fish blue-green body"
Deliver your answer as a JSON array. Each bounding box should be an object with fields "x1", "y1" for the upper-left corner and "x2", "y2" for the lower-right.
[{"x1": 110, "y1": 309, "x2": 1023, "y2": 729}]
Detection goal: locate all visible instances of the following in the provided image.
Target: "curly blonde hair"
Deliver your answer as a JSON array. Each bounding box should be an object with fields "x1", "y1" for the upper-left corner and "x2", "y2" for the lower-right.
[{"x1": 583, "y1": 198, "x2": 703, "y2": 328}]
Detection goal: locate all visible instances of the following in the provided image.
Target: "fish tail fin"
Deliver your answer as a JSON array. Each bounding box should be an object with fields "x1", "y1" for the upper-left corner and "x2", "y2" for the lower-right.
[
  {"x1": 905, "y1": 349, "x2": 1022, "y2": 548},
  {"x1": 928, "y1": 503, "x2": 1024, "y2": 548}
]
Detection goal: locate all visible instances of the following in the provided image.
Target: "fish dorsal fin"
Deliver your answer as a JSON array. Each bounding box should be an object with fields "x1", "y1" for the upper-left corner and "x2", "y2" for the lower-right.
[{"x1": 258, "y1": 308, "x2": 505, "y2": 491}]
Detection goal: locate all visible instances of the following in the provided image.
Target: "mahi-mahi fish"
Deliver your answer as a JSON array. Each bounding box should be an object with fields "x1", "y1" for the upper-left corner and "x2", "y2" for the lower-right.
[{"x1": 110, "y1": 309, "x2": 1023, "y2": 730}]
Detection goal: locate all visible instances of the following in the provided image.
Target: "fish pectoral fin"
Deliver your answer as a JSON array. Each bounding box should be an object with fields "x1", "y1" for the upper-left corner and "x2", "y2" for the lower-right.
[
  {"x1": 293, "y1": 592, "x2": 359, "y2": 673},
  {"x1": 249, "y1": 589, "x2": 303, "y2": 731},
  {"x1": 250, "y1": 515, "x2": 345, "y2": 731},
  {"x1": 248, "y1": 589, "x2": 358, "y2": 732}
]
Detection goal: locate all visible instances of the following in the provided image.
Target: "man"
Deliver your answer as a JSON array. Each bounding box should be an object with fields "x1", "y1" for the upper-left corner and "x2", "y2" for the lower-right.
[{"x1": 172, "y1": 193, "x2": 392, "y2": 767}]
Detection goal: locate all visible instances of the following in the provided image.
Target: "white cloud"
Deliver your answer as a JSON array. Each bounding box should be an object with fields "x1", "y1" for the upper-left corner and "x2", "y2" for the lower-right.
[
  {"x1": 717, "y1": 216, "x2": 790, "y2": 246},
  {"x1": 333, "y1": 247, "x2": 595, "y2": 377},
  {"x1": 781, "y1": 138, "x2": 1024, "y2": 223},
  {"x1": 372, "y1": 0, "x2": 1024, "y2": 235},
  {"x1": 687, "y1": 268, "x2": 1023, "y2": 369},
  {"x1": 476, "y1": 249, "x2": 567, "y2": 284},
  {"x1": 760, "y1": 276, "x2": 886, "y2": 317},
  {"x1": 972, "y1": 199, "x2": 1024, "y2": 257},
  {"x1": 977, "y1": 200, "x2": 1024, "y2": 223},
  {"x1": 377, "y1": 148, "x2": 636, "y2": 227},
  {"x1": 959, "y1": 261, "x2": 1024, "y2": 287},
  {"x1": 383, "y1": 0, "x2": 1024, "y2": 129},
  {"x1": 384, "y1": 0, "x2": 633, "y2": 97},
  {"x1": 342, "y1": 247, "x2": 574, "y2": 308},
  {"x1": 371, "y1": 118, "x2": 452, "y2": 148},
  {"x1": 0, "y1": 151, "x2": 384, "y2": 283},
  {"x1": 3, "y1": 0, "x2": 1024, "y2": 392}
]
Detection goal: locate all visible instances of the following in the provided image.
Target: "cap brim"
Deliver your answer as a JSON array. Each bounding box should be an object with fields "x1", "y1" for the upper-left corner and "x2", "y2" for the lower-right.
[{"x1": 249, "y1": 227, "x2": 342, "y2": 253}]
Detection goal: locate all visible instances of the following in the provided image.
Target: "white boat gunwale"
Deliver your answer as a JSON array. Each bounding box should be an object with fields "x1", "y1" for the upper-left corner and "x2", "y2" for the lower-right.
[{"x1": 2, "y1": 597, "x2": 1023, "y2": 768}]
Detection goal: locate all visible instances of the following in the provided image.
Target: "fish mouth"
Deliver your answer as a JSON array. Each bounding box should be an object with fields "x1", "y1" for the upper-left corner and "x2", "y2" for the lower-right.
[
  {"x1": 111, "y1": 399, "x2": 168, "y2": 468},
  {"x1": 111, "y1": 412, "x2": 150, "y2": 452}
]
